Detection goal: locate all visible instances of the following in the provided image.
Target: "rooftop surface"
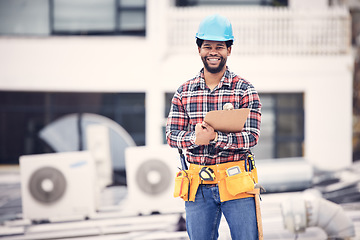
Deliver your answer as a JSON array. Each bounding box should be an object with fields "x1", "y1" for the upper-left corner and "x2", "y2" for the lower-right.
[{"x1": 0, "y1": 166, "x2": 359, "y2": 240}]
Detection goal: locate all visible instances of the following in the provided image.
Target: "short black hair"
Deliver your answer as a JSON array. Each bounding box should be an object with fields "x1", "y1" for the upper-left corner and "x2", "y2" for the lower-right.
[{"x1": 196, "y1": 38, "x2": 233, "y2": 48}]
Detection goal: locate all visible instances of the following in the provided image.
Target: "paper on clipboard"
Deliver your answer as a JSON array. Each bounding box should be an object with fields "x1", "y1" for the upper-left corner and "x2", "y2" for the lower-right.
[{"x1": 204, "y1": 108, "x2": 250, "y2": 133}]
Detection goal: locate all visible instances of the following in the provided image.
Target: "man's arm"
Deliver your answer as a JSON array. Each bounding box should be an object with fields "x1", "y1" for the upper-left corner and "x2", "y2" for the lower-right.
[
  {"x1": 166, "y1": 91, "x2": 197, "y2": 149},
  {"x1": 212, "y1": 86, "x2": 261, "y2": 150}
]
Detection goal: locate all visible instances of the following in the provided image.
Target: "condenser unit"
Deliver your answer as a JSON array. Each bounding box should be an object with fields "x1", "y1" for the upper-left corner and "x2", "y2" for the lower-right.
[
  {"x1": 20, "y1": 151, "x2": 97, "y2": 222},
  {"x1": 124, "y1": 145, "x2": 184, "y2": 215}
]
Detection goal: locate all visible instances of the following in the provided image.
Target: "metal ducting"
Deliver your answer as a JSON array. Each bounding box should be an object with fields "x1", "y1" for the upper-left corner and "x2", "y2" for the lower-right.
[
  {"x1": 281, "y1": 190, "x2": 355, "y2": 239},
  {"x1": 256, "y1": 158, "x2": 314, "y2": 192}
]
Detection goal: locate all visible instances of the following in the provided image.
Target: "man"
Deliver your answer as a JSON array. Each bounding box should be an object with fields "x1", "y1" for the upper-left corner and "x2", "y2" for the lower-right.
[{"x1": 166, "y1": 14, "x2": 261, "y2": 240}]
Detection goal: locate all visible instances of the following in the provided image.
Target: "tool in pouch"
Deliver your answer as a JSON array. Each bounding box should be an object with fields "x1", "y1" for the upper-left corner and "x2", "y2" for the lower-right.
[
  {"x1": 178, "y1": 149, "x2": 188, "y2": 171},
  {"x1": 224, "y1": 153, "x2": 256, "y2": 196},
  {"x1": 244, "y1": 153, "x2": 265, "y2": 240},
  {"x1": 199, "y1": 167, "x2": 215, "y2": 181},
  {"x1": 245, "y1": 153, "x2": 266, "y2": 193},
  {"x1": 173, "y1": 149, "x2": 191, "y2": 200}
]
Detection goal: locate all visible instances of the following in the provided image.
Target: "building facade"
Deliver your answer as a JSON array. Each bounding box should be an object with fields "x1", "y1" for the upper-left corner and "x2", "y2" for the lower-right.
[{"x1": 0, "y1": 0, "x2": 353, "y2": 171}]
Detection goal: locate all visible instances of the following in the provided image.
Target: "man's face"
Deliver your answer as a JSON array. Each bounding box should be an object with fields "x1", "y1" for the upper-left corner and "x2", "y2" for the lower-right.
[{"x1": 198, "y1": 40, "x2": 232, "y2": 74}]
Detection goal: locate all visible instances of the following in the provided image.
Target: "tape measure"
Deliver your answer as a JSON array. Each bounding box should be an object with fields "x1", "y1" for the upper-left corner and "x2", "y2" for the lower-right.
[{"x1": 199, "y1": 167, "x2": 215, "y2": 181}]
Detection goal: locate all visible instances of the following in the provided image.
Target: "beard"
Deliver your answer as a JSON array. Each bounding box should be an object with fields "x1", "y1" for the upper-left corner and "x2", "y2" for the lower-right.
[{"x1": 202, "y1": 56, "x2": 227, "y2": 74}]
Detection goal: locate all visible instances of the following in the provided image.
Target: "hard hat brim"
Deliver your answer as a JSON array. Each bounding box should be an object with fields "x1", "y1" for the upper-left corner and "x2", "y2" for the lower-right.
[{"x1": 196, "y1": 35, "x2": 234, "y2": 42}]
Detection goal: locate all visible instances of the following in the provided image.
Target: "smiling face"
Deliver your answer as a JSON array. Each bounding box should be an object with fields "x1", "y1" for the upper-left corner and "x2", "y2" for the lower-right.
[{"x1": 198, "y1": 40, "x2": 232, "y2": 74}]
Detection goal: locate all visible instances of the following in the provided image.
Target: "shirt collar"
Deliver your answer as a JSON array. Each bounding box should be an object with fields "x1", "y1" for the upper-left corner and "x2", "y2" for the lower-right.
[{"x1": 192, "y1": 67, "x2": 232, "y2": 91}]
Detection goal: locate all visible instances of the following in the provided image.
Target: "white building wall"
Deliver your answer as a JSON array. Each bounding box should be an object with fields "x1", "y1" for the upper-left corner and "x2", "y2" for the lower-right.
[
  {"x1": 0, "y1": 37, "x2": 152, "y2": 92},
  {"x1": 0, "y1": 0, "x2": 354, "y2": 171}
]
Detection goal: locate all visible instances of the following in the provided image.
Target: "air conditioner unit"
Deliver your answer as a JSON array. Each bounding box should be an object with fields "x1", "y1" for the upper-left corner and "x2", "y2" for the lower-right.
[
  {"x1": 20, "y1": 151, "x2": 97, "y2": 222},
  {"x1": 124, "y1": 145, "x2": 184, "y2": 215}
]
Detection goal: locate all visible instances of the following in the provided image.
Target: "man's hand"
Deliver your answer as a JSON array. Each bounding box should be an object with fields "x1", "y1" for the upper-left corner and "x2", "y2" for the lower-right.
[{"x1": 195, "y1": 122, "x2": 217, "y2": 145}]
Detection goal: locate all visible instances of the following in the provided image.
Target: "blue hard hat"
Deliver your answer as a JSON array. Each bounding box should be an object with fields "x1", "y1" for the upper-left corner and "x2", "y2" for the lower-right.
[{"x1": 195, "y1": 14, "x2": 234, "y2": 41}]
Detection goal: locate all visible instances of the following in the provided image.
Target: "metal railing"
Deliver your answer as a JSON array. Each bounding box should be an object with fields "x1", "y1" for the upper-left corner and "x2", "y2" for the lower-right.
[{"x1": 166, "y1": 6, "x2": 351, "y2": 55}]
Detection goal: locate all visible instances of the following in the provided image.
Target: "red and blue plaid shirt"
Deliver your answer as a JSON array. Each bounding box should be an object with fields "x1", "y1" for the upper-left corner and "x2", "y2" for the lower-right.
[{"x1": 166, "y1": 68, "x2": 262, "y2": 166}]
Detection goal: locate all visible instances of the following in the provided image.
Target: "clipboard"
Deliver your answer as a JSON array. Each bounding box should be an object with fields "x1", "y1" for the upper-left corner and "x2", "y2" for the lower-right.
[{"x1": 204, "y1": 108, "x2": 250, "y2": 133}]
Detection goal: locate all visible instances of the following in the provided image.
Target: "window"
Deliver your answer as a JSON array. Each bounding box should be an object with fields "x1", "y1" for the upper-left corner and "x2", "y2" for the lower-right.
[
  {"x1": 117, "y1": 0, "x2": 146, "y2": 35},
  {"x1": 175, "y1": 0, "x2": 288, "y2": 7},
  {"x1": 253, "y1": 93, "x2": 304, "y2": 159},
  {"x1": 0, "y1": 0, "x2": 50, "y2": 36},
  {"x1": 52, "y1": 0, "x2": 117, "y2": 34},
  {"x1": 0, "y1": 91, "x2": 145, "y2": 164},
  {"x1": 52, "y1": 0, "x2": 146, "y2": 35},
  {"x1": 165, "y1": 92, "x2": 174, "y2": 119},
  {"x1": 0, "y1": 0, "x2": 146, "y2": 36}
]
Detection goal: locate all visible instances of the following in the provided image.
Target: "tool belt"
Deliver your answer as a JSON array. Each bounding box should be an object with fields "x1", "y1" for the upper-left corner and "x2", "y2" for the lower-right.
[{"x1": 173, "y1": 160, "x2": 258, "y2": 202}]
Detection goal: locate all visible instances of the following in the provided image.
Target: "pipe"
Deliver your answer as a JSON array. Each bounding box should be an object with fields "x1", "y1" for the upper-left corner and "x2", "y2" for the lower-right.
[{"x1": 281, "y1": 190, "x2": 355, "y2": 239}]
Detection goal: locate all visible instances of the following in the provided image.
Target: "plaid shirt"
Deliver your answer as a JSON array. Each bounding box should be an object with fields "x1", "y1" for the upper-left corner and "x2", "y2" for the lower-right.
[{"x1": 166, "y1": 68, "x2": 262, "y2": 165}]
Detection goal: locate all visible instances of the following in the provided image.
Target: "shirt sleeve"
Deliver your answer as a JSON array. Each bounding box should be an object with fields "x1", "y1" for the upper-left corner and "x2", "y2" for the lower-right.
[
  {"x1": 214, "y1": 85, "x2": 261, "y2": 150},
  {"x1": 166, "y1": 89, "x2": 197, "y2": 149}
]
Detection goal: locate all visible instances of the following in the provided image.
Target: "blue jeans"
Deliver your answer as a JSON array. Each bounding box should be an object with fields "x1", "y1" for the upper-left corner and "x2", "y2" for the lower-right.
[{"x1": 185, "y1": 185, "x2": 258, "y2": 240}]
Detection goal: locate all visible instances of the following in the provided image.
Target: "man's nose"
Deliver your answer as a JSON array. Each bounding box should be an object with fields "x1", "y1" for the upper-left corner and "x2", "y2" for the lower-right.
[{"x1": 209, "y1": 49, "x2": 218, "y2": 55}]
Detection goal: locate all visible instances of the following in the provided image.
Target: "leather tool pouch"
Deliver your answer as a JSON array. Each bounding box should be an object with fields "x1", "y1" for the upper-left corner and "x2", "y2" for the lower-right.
[
  {"x1": 173, "y1": 170, "x2": 190, "y2": 200},
  {"x1": 225, "y1": 171, "x2": 254, "y2": 196}
]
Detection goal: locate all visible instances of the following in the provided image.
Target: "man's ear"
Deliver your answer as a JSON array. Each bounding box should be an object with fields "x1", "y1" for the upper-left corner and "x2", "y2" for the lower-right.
[
  {"x1": 198, "y1": 47, "x2": 201, "y2": 55},
  {"x1": 227, "y1": 46, "x2": 232, "y2": 56}
]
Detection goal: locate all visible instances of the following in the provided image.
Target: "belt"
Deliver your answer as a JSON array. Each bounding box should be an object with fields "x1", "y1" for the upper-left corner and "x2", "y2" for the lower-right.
[
  {"x1": 174, "y1": 160, "x2": 257, "y2": 202},
  {"x1": 188, "y1": 161, "x2": 246, "y2": 184},
  {"x1": 200, "y1": 184, "x2": 217, "y2": 187},
  {"x1": 188, "y1": 160, "x2": 256, "y2": 202}
]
